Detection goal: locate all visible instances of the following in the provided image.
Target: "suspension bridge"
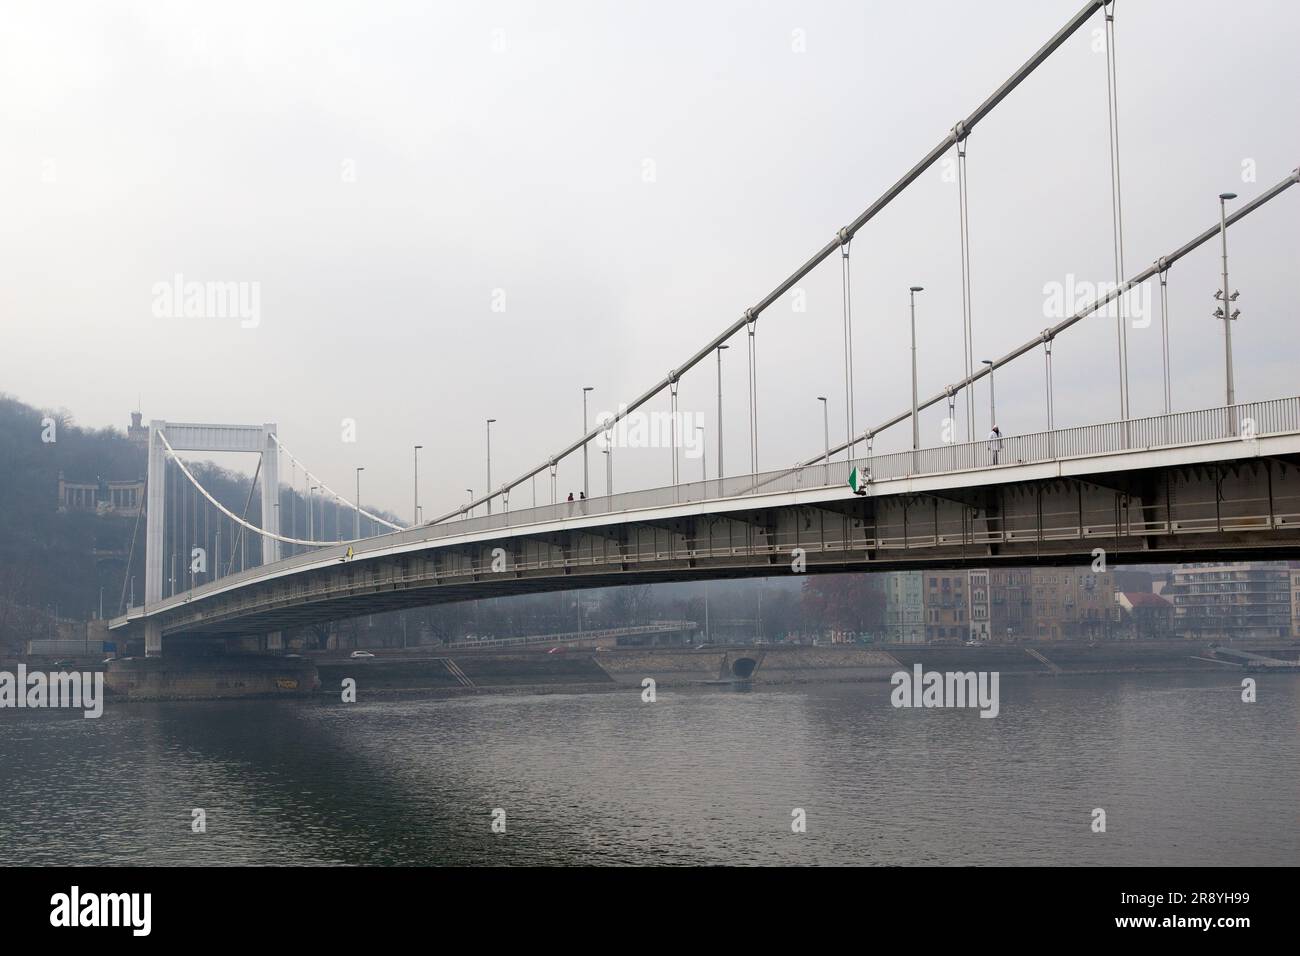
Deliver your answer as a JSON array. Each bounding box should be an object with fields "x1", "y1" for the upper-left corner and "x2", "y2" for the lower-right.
[{"x1": 108, "y1": 1, "x2": 1300, "y2": 656}]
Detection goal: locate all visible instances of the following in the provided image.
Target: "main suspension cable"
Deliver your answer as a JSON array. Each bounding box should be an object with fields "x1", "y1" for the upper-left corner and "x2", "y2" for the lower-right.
[
  {"x1": 269, "y1": 434, "x2": 406, "y2": 532},
  {"x1": 154, "y1": 432, "x2": 353, "y2": 552},
  {"x1": 424, "y1": 1, "x2": 1110, "y2": 525},
  {"x1": 1158, "y1": 258, "x2": 1171, "y2": 413}
]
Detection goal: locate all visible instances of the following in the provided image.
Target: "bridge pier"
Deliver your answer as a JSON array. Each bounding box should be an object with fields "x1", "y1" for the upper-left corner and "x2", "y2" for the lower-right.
[{"x1": 144, "y1": 619, "x2": 163, "y2": 658}]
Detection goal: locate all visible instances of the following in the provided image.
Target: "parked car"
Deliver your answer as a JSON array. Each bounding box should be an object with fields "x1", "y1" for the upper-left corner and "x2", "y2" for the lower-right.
[
  {"x1": 547, "y1": 646, "x2": 565, "y2": 655},
  {"x1": 349, "y1": 650, "x2": 376, "y2": 659}
]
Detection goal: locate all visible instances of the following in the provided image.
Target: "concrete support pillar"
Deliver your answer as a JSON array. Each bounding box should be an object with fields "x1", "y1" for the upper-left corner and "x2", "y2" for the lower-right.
[
  {"x1": 144, "y1": 619, "x2": 163, "y2": 658},
  {"x1": 261, "y1": 424, "x2": 280, "y2": 566},
  {"x1": 145, "y1": 420, "x2": 168, "y2": 606}
]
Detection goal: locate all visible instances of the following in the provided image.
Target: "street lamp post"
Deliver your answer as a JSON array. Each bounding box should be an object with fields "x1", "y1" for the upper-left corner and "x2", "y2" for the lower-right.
[
  {"x1": 1217, "y1": 192, "x2": 1240, "y2": 410},
  {"x1": 603, "y1": 448, "x2": 611, "y2": 496},
  {"x1": 413, "y1": 445, "x2": 423, "y2": 526},
  {"x1": 697, "y1": 426, "x2": 706, "y2": 482},
  {"x1": 355, "y1": 467, "x2": 364, "y2": 540},
  {"x1": 909, "y1": 287, "x2": 924, "y2": 451},
  {"x1": 817, "y1": 396, "x2": 829, "y2": 460},
  {"x1": 704, "y1": 582, "x2": 710, "y2": 644},
  {"x1": 465, "y1": 489, "x2": 473, "y2": 519},
  {"x1": 981, "y1": 359, "x2": 996, "y2": 433},
  {"x1": 716, "y1": 344, "x2": 728, "y2": 482},
  {"x1": 817, "y1": 396, "x2": 829, "y2": 483},
  {"x1": 309, "y1": 485, "x2": 319, "y2": 542},
  {"x1": 485, "y1": 418, "x2": 496, "y2": 515},
  {"x1": 582, "y1": 387, "x2": 593, "y2": 498}
]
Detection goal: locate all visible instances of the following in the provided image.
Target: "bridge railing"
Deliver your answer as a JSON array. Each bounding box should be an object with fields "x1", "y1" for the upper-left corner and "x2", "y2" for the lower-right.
[
  {"x1": 150, "y1": 396, "x2": 1300, "y2": 612},
  {"x1": 837, "y1": 396, "x2": 1299, "y2": 484},
  {"x1": 449, "y1": 621, "x2": 698, "y2": 649}
]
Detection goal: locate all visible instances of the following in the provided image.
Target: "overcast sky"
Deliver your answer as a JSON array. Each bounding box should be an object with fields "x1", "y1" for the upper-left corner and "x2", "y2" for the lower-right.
[{"x1": 2, "y1": 0, "x2": 1297, "y2": 522}]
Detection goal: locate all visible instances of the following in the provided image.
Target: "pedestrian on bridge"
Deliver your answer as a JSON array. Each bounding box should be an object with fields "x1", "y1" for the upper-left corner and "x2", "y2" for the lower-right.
[{"x1": 988, "y1": 425, "x2": 1003, "y2": 465}]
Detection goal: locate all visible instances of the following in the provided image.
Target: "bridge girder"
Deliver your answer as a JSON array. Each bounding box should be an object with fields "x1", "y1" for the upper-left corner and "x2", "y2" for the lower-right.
[{"x1": 118, "y1": 449, "x2": 1300, "y2": 642}]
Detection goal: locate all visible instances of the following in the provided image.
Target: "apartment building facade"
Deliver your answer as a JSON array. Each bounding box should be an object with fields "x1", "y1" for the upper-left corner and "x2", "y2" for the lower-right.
[{"x1": 1164, "y1": 562, "x2": 1293, "y2": 640}]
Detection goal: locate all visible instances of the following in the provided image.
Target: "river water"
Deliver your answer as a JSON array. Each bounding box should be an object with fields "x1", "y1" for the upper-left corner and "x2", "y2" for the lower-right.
[{"x1": 2, "y1": 672, "x2": 1296, "y2": 866}]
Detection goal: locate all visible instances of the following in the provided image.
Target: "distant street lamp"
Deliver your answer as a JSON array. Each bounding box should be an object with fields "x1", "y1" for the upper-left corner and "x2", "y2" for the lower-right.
[
  {"x1": 354, "y1": 468, "x2": 364, "y2": 539},
  {"x1": 413, "y1": 445, "x2": 423, "y2": 527},
  {"x1": 817, "y1": 396, "x2": 829, "y2": 461},
  {"x1": 716, "y1": 344, "x2": 729, "y2": 479},
  {"x1": 582, "y1": 387, "x2": 594, "y2": 499},
  {"x1": 485, "y1": 418, "x2": 496, "y2": 515},
  {"x1": 309, "y1": 485, "x2": 319, "y2": 542},
  {"x1": 909, "y1": 286, "x2": 924, "y2": 451}
]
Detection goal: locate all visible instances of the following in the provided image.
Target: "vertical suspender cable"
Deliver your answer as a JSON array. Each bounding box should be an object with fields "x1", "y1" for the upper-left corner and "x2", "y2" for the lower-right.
[
  {"x1": 1158, "y1": 259, "x2": 1171, "y2": 413},
  {"x1": 177, "y1": 459, "x2": 183, "y2": 591},
  {"x1": 182, "y1": 461, "x2": 189, "y2": 588},
  {"x1": 289, "y1": 460, "x2": 296, "y2": 556},
  {"x1": 840, "y1": 234, "x2": 855, "y2": 458},
  {"x1": 956, "y1": 127, "x2": 977, "y2": 439},
  {"x1": 1104, "y1": 0, "x2": 1129, "y2": 419},
  {"x1": 172, "y1": 458, "x2": 179, "y2": 595},
  {"x1": 425, "y1": 1, "x2": 1113, "y2": 527},
  {"x1": 190, "y1": 470, "x2": 197, "y2": 584},
  {"x1": 1044, "y1": 337, "x2": 1055, "y2": 430},
  {"x1": 162, "y1": 459, "x2": 169, "y2": 598}
]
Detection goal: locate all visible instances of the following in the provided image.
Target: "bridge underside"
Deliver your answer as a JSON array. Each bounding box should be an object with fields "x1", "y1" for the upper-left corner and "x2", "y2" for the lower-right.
[{"x1": 124, "y1": 453, "x2": 1300, "y2": 640}]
